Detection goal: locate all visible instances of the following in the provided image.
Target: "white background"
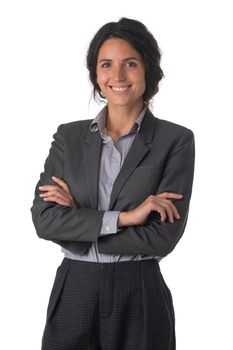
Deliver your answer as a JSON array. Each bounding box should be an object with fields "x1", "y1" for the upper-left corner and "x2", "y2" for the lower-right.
[{"x1": 0, "y1": 0, "x2": 232, "y2": 349}]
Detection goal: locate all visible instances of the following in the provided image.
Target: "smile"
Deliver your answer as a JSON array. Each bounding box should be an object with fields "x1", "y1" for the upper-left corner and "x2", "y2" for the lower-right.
[{"x1": 109, "y1": 85, "x2": 132, "y2": 92}]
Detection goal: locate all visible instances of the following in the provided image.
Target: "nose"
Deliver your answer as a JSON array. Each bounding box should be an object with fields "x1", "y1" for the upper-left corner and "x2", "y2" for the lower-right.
[{"x1": 112, "y1": 65, "x2": 125, "y2": 82}]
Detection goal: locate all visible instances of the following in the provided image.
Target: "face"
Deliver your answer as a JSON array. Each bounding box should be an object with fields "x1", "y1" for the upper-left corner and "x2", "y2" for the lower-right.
[{"x1": 96, "y1": 38, "x2": 146, "y2": 108}]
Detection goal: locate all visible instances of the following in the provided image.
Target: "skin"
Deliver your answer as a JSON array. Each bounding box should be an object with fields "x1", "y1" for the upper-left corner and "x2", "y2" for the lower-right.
[
  {"x1": 39, "y1": 38, "x2": 183, "y2": 225},
  {"x1": 96, "y1": 38, "x2": 146, "y2": 141}
]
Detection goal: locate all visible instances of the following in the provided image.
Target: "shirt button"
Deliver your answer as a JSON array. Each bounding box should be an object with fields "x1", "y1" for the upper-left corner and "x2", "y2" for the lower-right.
[{"x1": 106, "y1": 226, "x2": 110, "y2": 231}]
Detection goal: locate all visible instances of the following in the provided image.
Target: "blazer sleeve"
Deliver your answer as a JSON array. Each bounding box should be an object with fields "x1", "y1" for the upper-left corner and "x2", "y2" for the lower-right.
[
  {"x1": 30, "y1": 124, "x2": 105, "y2": 244},
  {"x1": 98, "y1": 128, "x2": 195, "y2": 257}
]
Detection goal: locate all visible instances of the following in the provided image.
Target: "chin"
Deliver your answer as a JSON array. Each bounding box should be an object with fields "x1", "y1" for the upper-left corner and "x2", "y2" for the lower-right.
[
  {"x1": 109, "y1": 101, "x2": 133, "y2": 107},
  {"x1": 109, "y1": 97, "x2": 142, "y2": 107}
]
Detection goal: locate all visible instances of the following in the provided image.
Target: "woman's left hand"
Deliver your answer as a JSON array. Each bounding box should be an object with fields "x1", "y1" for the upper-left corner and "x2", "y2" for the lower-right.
[{"x1": 38, "y1": 176, "x2": 77, "y2": 207}]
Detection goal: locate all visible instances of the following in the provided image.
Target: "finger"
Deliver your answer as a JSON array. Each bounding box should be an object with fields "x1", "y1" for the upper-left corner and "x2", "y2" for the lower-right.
[
  {"x1": 41, "y1": 191, "x2": 69, "y2": 204},
  {"x1": 52, "y1": 176, "x2": 70, "y2": 193},
  {"x1": 38, "y1": 185, "x2": 60, "y2": 192},
  {"x1": 165, "y1": 205, "x2": 175, "y2": 223},
  {"x1": 152, "y1": 204, "x2": 166, "y2": 222},
  {"x1": 42, "y1": 195, "x2": 69, "y2": 206},
  {"x1": 168, "y1": 201, "x2": 180, "y2": 219},
  {"x1": 157, "y1": 192, "x2": 183, "y2": 199},
  {"x1": 162, "y1": 199, "x2": 181, "y2": 220},
  {"x1": 155, "y1": 199, "x2": 174, "y2": 223},
  {"x1": 40, "y1": 190, "x2": 67, "y2": 201},
  {"x1": 148, "y1": 196, "x2": 166, "y2": 222},
  {"x1": 39, "y1": 189, "x2": 62, "y2": 197},
  {"x1": 40, "y1": 189, "x2": 76, "y2": 207}
]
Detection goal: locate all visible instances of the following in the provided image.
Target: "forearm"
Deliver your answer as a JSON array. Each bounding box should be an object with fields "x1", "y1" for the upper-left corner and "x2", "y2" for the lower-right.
[
  {"x1": 99, "y1": 207, "x2": 189, "y2": 257},
  {"x1": 30, "y1": 197, "x2": 105, "y2": 242}
]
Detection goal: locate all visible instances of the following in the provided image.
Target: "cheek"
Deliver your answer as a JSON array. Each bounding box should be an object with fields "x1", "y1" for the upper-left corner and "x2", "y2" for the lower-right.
[
  {"x1": 96, "y1": 73, "x2": 101, "y2": 86},
  {"x1": 135, "y1": 76, "x2": 146, "y2": 93},
  {"x1": 140, "y1": 74, "x2": 146, "y2": 92},
  {"x1": 96, "y1": 70, "x2": 102, "y2": 84},
  {"x1": 96, "y1": 72, "x2": 108, "y2": 87},
  {"x1": 140, "y1": 71, "x2": 146, "y2": 85},
  {"x1": 131, "y1": 70, "x2": 146, "y2": 89}
]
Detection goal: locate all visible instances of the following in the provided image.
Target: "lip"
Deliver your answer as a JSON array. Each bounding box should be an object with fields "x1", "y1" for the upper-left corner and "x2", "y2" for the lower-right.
[{"x1": 109, "y1": 84, "x2": 132, "y2": 93}]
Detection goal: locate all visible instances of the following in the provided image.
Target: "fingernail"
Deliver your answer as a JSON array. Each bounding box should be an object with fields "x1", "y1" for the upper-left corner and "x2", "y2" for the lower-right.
[{"x1": 52, "y1": 176, "x2": 56, "y2": 179}]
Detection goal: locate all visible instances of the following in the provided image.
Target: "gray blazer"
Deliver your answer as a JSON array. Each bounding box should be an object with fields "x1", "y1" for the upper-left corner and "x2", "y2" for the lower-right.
[{"x1": 30, "y1": 108, "x2": 195, "y2": 258}]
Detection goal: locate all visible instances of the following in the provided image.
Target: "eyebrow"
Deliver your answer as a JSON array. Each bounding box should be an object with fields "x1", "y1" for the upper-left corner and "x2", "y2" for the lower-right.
[{"x1": 98, "y1": 57, "x2": 140, "y2": 63}]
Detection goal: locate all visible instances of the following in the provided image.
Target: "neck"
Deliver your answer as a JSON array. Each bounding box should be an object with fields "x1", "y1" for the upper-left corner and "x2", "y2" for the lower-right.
[{"x1": 106, "y1": 100, "x2": 145, "y2": 134}]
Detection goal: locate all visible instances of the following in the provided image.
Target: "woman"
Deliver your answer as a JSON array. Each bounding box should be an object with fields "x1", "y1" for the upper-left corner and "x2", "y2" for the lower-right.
[{"x1": 31, "y1": 17, "x2": 195, "y2": 350}]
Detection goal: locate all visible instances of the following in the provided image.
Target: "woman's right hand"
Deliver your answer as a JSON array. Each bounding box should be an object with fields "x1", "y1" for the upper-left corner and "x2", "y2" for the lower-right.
[{"x1": 118, "y1": 192, "x2": 183, "y2": 227}]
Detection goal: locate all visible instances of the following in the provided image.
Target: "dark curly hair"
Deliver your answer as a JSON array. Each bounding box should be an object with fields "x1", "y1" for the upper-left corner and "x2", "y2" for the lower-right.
[{"x1": 86, "y1": 17, "x2": 164, "y2": 104}]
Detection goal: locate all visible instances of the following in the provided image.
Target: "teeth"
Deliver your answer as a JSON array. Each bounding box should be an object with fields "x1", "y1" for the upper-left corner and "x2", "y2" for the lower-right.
[{"x1": 111, "y1": 86, "x2": 129, "y2": 91}]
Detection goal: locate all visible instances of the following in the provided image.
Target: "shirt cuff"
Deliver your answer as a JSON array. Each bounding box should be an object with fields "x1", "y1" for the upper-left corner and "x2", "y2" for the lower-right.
[{"x1": 99, "y1": 211, "x2": 122, "y2": 236}]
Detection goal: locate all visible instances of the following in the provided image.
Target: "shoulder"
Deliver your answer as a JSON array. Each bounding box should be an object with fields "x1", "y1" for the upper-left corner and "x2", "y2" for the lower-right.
[
  {"x1": 60, "y1": 118, "x2": 93, "y2": 132},
  {"x1": 149, "y1": 115, "x2": 195, "y2": 162},
  {"x1": 150, "y1": 113, "x2": 194, "y2": 143},
  {"x1": 159, "y1": 119, "x2": 194, "y2": 137},
  {"x1": 55, "y1": 118, "x2": 93, "y2": 139}
]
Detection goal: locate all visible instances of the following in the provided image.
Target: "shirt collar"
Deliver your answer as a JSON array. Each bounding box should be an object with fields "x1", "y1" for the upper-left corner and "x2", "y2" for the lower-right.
[{"x1": 89, "y1": 104, "x2": 147, "y2": 136}]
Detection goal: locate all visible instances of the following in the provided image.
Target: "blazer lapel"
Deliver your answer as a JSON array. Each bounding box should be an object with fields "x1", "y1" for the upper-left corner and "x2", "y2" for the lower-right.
[
  {"x1": 83, "y1": 129, "x2": 103, "y2": 209},
  {"x1": 83, "y1": 108, "x2": 157, "y2": 211},
  {"x1": 108, "y1": 108, "x2": 157, "y2": 210}
]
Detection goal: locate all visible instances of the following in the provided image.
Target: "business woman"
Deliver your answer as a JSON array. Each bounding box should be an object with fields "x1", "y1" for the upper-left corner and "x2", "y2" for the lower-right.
[{"x1": 31, "y1": 17, "x2": 195, "y2": 350}]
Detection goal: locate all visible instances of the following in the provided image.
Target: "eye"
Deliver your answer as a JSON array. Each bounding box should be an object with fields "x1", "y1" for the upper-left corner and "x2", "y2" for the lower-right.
[
  {"x1": 125, "y1": 61, "x2": 137, "y2": 67},
  {"x1": 100, "y1": 62, "x2": 111, "y2": 68}
]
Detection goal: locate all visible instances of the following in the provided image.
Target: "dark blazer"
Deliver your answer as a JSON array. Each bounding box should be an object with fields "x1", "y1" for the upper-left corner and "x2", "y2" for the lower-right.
[{"x1": 30, "y1": 108, "x2": 195, "y2": 257}]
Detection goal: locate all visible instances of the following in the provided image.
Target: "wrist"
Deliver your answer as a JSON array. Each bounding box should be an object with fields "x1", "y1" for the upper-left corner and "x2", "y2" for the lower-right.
[{"x1": 118, "y1": 211, "x2": 133, "y2": 227}]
